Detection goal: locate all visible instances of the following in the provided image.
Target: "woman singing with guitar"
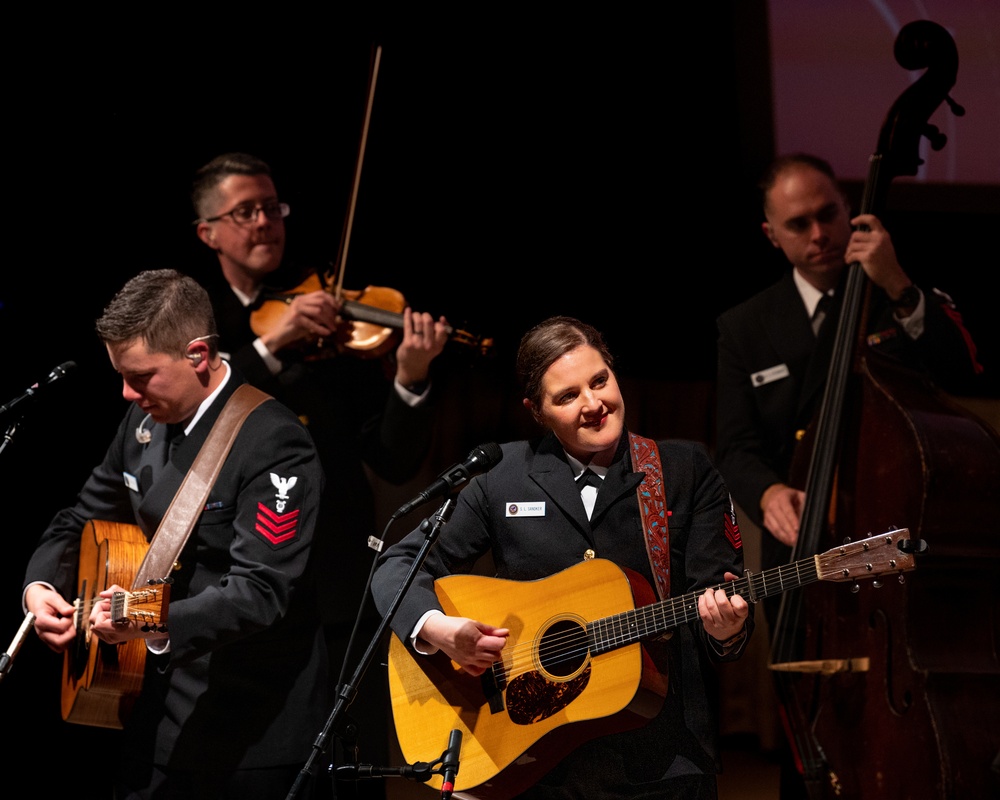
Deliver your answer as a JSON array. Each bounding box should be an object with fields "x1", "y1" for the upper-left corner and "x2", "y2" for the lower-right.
[{"x1": 371, "y1": 316, "x2": 753, "y2": 800}]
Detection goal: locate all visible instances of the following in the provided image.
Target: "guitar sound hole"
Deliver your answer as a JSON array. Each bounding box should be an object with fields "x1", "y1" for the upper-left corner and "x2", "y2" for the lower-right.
[{"x1": 539, "y1": 619, "x2": 589, "y2": 678}]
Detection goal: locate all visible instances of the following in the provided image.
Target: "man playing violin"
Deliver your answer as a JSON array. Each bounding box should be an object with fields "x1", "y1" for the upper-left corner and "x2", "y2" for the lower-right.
[
  {"x1": 191, "y1": 152, "x2": 450, "y2": 800},
  {"x1": 192, "y1": 152, "x2": 449, "y2": 389}
]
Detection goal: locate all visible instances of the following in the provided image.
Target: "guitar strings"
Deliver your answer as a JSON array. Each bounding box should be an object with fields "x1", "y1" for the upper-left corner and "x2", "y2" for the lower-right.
[
  {"x1": 486, "y1": 536, "x2": 904, "y2": 682},
  {"x1": 488, "y1": 562, "x2": 813, "y2": 681}
]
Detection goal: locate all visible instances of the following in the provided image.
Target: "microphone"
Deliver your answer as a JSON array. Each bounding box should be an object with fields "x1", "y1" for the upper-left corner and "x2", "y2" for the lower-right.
[
  {"x1": 0, "y1": 612, "x2": 35, "y2": 682},
  {"x1": 392, "y1": 443, "x2": 503, "y2": 519},
  {"x1": 440, "y1": 729, "x2": 462, "y2": 799},
  {"x1": 0, "y1": 361, "x2": 77, "y2": 419}
]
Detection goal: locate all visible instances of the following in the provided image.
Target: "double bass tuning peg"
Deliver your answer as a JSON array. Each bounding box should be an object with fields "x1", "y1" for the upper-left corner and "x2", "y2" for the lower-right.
[
  {"x1": 922, "y1": 123, "x2": 948, "y2": 152},
  {"x1": 922, "y1": 92, "x2": 964, "y2": 152}
]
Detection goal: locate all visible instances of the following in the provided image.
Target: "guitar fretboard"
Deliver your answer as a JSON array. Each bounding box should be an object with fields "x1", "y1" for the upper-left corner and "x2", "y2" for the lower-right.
[{"x1": 588, "y1": 529, "x2": 911, "y2": 655}]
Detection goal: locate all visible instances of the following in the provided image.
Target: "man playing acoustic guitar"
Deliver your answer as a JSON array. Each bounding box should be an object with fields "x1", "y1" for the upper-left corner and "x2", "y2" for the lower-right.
[{"x1": 22, "y1": 269, "x2": 329, "y2": 799}]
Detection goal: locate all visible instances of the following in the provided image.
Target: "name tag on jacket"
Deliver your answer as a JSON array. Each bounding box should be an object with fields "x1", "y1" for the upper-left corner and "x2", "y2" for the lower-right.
[
  {"x1": 751, "y1": 363, "x2": 790, "y2": 387},
  {"x1": 506, "y1": 501, "x2": 545, "y2": 517}
]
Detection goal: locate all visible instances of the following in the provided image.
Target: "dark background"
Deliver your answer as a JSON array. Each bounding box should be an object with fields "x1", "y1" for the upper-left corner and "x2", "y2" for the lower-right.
[{"x1": 1, "y1": 5, "x2": 997, "y2": 795}]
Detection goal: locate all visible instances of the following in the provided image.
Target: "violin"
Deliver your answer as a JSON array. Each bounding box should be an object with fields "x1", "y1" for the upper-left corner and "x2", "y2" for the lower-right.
[
  {"x1": 248, "y1": 44, "x2": 493, "y2": 361},
  {"x1": 249, "y1": 270, "x2": 493, "y2": 360}
]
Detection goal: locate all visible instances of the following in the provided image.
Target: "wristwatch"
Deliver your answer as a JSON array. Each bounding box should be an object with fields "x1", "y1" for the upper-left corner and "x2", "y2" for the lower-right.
[{"x1": 890, "y1": 284, "x2": 921, "y2": 309}]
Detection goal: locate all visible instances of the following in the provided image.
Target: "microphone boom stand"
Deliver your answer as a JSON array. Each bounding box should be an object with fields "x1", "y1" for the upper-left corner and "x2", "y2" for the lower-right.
[{"x1": 286, "y1": 496, "x2": 458, "y2": 800}]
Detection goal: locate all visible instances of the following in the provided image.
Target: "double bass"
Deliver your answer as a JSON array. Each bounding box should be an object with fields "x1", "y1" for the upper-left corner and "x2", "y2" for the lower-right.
[{"x1": 769, "y1": 20, "x2": 1000, "y2": 800}]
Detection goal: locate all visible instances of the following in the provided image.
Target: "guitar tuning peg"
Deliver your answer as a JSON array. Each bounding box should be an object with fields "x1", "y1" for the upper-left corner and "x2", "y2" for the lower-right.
[
  {"x1": 873, "y1": 579, "x2": 883, "y2": 589},
  {"x1": 898, "y1": 574, "x2": 906, "y2": 585},
  {"x1": 843, "y1": 537, "x2": 853, "y2": 545},
  {"x1": 851, "y1": 582, "x2": 860, "y2": 594}
]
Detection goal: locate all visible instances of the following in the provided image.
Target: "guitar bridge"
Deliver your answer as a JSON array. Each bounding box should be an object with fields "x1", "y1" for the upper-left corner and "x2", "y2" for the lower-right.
[{"x1": 481, "y1": 663, "x2": 507, "y2": 714}]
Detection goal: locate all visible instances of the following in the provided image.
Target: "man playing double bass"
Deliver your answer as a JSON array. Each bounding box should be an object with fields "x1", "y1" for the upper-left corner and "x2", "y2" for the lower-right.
[
  {"x1": 716, "y1": 152, "x2": 981, "y2": 582},
  {"x1": 714, "y1": 152, "x2": 984, "y2": 798}
]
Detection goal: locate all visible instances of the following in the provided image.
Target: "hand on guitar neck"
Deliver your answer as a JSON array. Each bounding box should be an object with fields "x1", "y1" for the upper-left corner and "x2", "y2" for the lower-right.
[
  {"x1": 23, "y1": 578, "x2": 169, "y2": 654},
  {"x1": 89, "y1": 583, "x2": 170, "y2": 647}
]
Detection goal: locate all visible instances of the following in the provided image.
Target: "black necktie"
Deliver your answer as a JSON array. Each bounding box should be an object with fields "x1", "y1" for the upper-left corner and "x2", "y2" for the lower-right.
[
  {"x1": 166, "y1": 424, "x2": 185, "y2": 460},
  {"x1": 812, "y1": 293, "x2": 833, "y2": 335}
]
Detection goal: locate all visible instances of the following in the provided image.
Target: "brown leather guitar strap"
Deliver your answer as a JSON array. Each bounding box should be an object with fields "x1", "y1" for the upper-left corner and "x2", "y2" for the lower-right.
[
  {"x1": 629, "y1": 432, "x2": 670, "y2": 600},
  {"x1": 132, "y1": 384, "x2": 270, "y2": 589}
]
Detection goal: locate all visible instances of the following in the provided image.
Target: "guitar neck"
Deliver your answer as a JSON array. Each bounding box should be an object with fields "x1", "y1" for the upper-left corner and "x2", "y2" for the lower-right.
[
  {"x1": 588, "y1": 528, "x2": 913, "y2": 655},
  {"x1": 588, "y1": 562, "x2": 809, "y2": 654}
]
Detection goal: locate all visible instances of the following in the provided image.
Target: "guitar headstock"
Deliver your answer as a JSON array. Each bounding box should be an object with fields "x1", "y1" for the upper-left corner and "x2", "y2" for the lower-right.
[
  {"x1": 816, "y1": 528, "x2": 920, "y2": 584},
  {"x1": 111, "y1": 580, "x2": 171, "y2": 633}
]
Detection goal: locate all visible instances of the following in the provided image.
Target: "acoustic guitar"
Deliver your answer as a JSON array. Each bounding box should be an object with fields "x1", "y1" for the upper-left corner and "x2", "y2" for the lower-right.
[
  {"x1": 61, "y1": 519, "x2": 170, "y2": 729},
  {"x1": 387, "y1": 528, "x2": 919, "y2": 799}
]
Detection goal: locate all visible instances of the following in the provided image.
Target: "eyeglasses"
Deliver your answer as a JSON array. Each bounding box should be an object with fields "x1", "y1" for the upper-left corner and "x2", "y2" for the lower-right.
[{"x1": 198, "y1": 201, "x2": 290, "y2": 226}]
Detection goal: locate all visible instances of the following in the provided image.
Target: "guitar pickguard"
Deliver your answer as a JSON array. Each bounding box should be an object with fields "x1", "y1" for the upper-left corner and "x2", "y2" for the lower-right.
[{"x1": 507, "y1": 665, "x2": 591, "y2": 725}]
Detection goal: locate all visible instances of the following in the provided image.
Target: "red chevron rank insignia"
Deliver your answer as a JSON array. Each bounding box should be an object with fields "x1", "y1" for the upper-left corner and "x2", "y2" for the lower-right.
[{"x1": 256, "y1": 503, "x2": 300, "y2": 545}]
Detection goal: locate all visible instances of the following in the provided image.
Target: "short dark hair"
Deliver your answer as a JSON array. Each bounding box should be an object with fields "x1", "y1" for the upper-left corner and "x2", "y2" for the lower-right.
[
  {"x1": 759, "y1": 153, "x2": 838, "y2": 213},
  {"x1": 191, "y1": 152, "x2": 273, "y2": 219},
  {"x1": 516, "y1": 316, "x2": 614, "y2": 410},
  {"x1": 96, "y1": 269, "x2": 218, "y2": 358}
]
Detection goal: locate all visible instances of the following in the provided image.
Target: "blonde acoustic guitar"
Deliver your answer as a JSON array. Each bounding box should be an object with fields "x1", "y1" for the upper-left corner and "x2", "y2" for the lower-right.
[
  {"x1": 387, "y1": 528, "x2": 918, "y2": 799},
  {"x1": 61, "y1": 519, "x2": 170, "y2": 729}
]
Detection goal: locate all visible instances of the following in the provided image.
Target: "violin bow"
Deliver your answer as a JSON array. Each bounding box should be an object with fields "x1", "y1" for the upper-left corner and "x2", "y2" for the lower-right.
[{"x1": 331, "y1": 43, "x2": 382, "y2": 298}]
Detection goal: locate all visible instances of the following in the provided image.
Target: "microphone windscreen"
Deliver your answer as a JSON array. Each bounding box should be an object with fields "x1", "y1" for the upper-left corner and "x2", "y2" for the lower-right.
[{"x1": 473, "y1": 442, "x2": 503, "y2": 469}]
